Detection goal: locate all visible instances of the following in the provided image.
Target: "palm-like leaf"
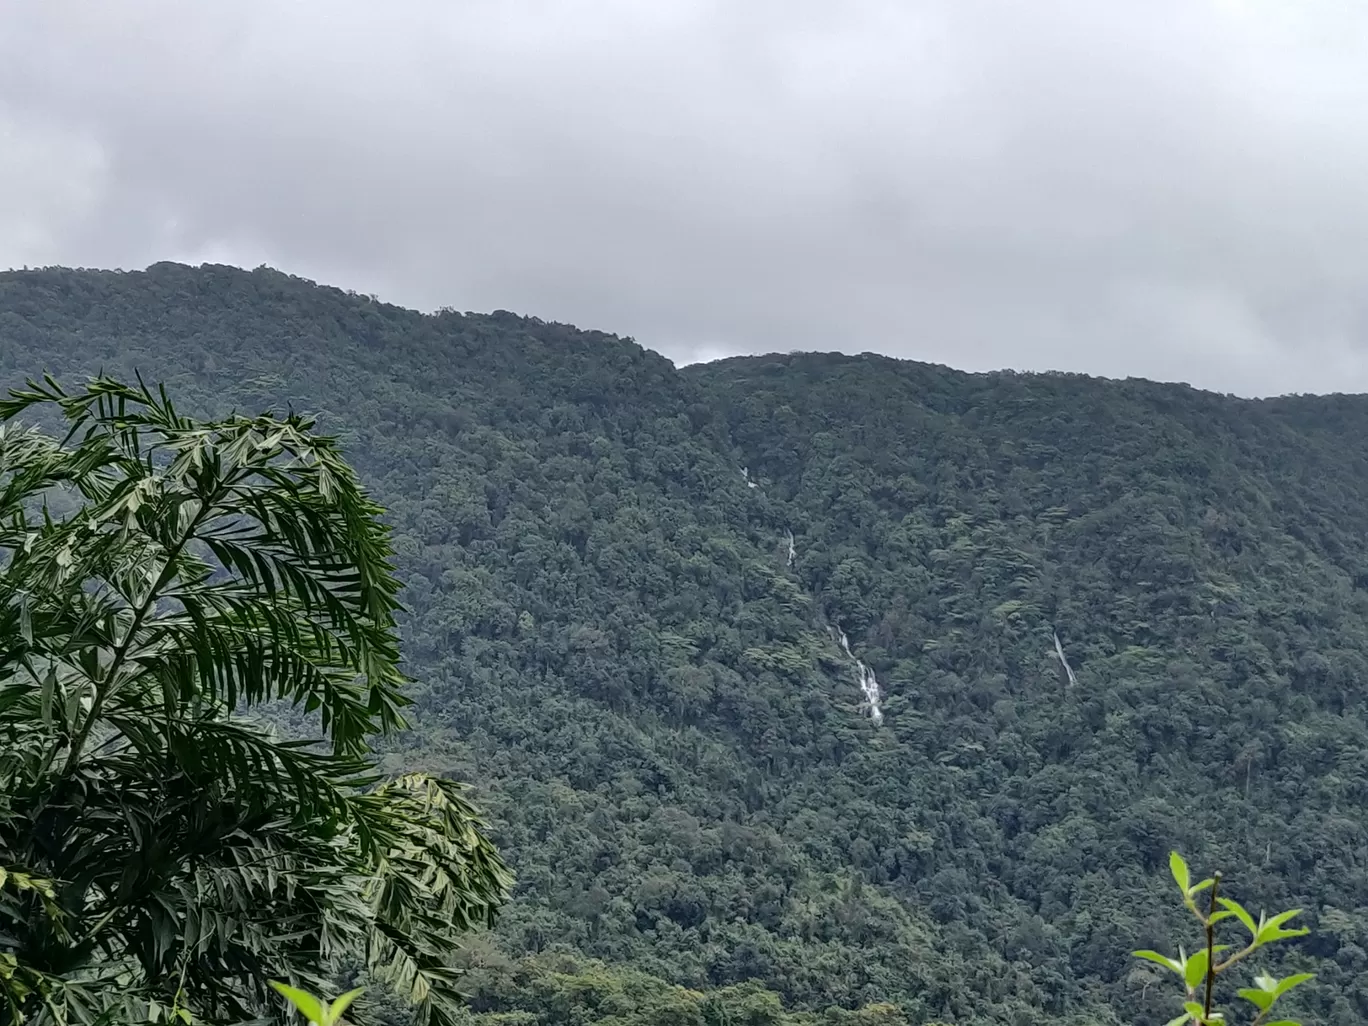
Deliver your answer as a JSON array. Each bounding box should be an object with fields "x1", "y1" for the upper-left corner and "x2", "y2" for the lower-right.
[{"x1": 0, "y1": 376, "x2": 511, "y2": 1025}]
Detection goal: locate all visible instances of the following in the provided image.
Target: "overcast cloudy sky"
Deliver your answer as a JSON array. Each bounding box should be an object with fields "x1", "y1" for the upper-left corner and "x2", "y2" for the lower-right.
[{"x1": 3, "y1": 1, "x2": 1368, "y2": 396}]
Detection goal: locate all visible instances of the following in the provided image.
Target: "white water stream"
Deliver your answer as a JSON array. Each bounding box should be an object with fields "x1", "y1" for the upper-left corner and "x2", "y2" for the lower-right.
[
  {"x1": 834, "y1": 628, "x2": 884, "y2": 725},
  {"x1": 1052, "y1": 631, "x2": 1077, "y2": 688}
]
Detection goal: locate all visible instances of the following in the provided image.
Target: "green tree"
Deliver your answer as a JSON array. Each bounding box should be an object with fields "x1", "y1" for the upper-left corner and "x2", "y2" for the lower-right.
[{"x1": 0, "y1": 377, "x2": 511, "y2": 1025}]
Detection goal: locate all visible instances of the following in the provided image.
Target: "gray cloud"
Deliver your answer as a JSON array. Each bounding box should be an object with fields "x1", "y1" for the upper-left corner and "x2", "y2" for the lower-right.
[{"x1": 3, "y1": 0, "x2": 1368, "y2": 395}]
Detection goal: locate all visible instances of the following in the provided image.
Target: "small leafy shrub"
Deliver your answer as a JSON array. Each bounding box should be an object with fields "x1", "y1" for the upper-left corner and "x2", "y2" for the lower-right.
[{"x1": 1135, "y1": 852, "x2": 1314, "y2": 1026}]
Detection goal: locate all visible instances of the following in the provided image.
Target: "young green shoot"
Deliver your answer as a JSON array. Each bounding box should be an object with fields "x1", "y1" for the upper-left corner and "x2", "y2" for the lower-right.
[{"x1": 1133, "y1": 852, "x2": 1313, "y2": 1026}]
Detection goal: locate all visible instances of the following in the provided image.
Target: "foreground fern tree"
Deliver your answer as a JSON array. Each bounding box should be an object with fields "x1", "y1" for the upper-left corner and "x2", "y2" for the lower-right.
[{"x1": 0, "y1": 377, "x2": 511, "y2": 1025}]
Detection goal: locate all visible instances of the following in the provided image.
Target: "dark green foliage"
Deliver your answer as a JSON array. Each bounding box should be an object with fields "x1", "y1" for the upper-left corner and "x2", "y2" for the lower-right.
[
  {"x1": 0, "y1": 263, "x2": 1361, "y2": 1024},
  {"x1": 0, "y1": 375, "x2": 510, "y2": 1024}
]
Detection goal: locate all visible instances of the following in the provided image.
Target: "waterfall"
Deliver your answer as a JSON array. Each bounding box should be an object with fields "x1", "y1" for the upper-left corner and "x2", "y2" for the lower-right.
[
  {"x1": 1052, "y1": 631, "x2": 1077, "y2": 688},
  {"x1": 785, "y1": 530, "x2": 796, "y2": 567},
  {"x1": 833, "y1": 628, "x2": 884, "y2": 725},
  {"x1": 740, "y1": 466, "x2": 758, "y2": 489}
]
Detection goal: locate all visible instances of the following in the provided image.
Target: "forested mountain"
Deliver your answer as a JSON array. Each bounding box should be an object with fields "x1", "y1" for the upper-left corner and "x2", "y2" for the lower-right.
[{"x1": 0, "y1": 262, "x2": 1362, "y2": 1026}]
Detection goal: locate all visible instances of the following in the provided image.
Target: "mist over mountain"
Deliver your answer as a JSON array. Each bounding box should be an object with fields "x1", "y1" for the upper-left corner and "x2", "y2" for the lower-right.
[{"x1": 0, "y1": 262, "x2": 1359, "y2": 1026}]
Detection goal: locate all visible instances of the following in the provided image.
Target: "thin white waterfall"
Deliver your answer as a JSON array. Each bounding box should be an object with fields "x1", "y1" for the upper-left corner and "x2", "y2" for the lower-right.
[
  {"x1": 833, "y1": 627, "x2": 884, "y2": 725},
  {"x1": 1053, "y1": 631, "x2": 1077, "y2": 688}
]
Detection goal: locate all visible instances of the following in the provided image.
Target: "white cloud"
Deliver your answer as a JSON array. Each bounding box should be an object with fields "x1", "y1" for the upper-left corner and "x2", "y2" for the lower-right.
[{"x1": 0, "y1": 109, "x2": 107, "y2": 267}]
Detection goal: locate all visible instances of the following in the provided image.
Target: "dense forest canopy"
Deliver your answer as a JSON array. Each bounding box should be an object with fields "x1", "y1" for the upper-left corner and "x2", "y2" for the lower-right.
[{"x1": 0, "y1": 262, "x2": 1357, "y2": 1026}]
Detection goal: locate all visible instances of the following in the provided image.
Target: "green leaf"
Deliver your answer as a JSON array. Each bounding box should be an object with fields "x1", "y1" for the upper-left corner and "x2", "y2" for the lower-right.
[
  {"x1": 328, "y1": 987, "x2": 366, "y2": 1024},
  {"x1": 1217, "y1": 897, "x2": 1258, "y2": 938},
  {"x1": 1257, "y1": 910, "x2": 1310, "y2": 945},
  {"x1": 1240, "y1": 971, "x2": 1315, "y2": 1015},
  {"x1": 1272, "y1": 973, "x2": 1315, "y2": 1000},
  {"x1": 1170, "y1": 851, "x2": 1191, "y2": 895},
  {"x1": 39, "y1": 663, "x2": 56, "y2": 727},
  {"x1": 1134, "y1": 950, "x2": 1185, "y2": 975},
  {"x1": 270, "y1": 981, "x2": 326, "y2": 1025},
  {"x1": 1184, "y1": 948, "x2": 1209, "y2": 990},
  {"x1": 1162, "y1": 1015, "x2": 1192, "y2": 1026}
]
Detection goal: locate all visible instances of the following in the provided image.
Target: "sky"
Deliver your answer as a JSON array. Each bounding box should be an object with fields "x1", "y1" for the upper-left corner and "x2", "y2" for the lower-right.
[{"x1": 3, "y1": 1, "x2": 1368, "y2": 397}]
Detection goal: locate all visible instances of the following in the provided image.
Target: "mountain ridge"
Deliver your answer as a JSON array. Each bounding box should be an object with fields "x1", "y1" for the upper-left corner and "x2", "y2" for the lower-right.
[{"x1": 18, "y1": 257, "x2": 1346, "y2": 399}]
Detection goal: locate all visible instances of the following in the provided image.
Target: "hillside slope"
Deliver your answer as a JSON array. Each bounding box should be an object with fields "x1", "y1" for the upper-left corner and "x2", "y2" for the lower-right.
[{"x1": 2, "y1": 264, "x2": 1365, "y2": 1026}]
